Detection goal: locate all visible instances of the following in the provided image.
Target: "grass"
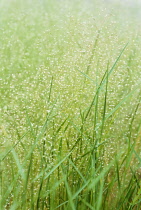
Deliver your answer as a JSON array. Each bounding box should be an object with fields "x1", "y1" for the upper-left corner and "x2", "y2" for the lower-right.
[{"x1": 0, "y1": 0, "x2": 141, "y2": 209}]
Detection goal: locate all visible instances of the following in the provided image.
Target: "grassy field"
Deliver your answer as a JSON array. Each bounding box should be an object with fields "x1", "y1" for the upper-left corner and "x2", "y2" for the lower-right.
[{"x1": 0, "y1": 0, "x2": 141, "y2": 209}]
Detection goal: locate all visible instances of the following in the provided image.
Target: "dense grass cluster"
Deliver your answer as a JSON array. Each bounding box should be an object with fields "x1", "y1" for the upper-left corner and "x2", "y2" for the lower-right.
[{"x1": 0, "y1": 0, "x2": 141, "y2": 209}]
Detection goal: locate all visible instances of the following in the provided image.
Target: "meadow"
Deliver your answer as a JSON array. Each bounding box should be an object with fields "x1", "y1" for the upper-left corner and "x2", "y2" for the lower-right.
[{"x1": 0, "y1": 0, "x2": 141, "y2": 209}]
